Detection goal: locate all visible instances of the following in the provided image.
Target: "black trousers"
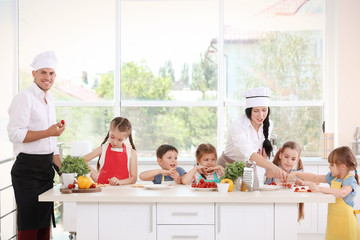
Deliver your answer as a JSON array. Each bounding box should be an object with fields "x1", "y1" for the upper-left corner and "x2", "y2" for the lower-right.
[{"x1": 11, "y1": 153, "x2": 55, "y2": 231}]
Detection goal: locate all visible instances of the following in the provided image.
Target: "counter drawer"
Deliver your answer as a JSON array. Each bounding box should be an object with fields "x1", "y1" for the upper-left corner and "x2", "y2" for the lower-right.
[
  {"x1": 157, "y1": 225, "x2": 214, "y2": 240},
  {"x1": 157, "y1": 203, "x2": 214, "y2": 224}
]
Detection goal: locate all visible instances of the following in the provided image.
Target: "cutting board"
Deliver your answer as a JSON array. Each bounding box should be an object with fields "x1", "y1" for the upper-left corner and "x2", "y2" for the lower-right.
[{"x1": 60, "y1": 187, "x2": 102, "y2": 194}]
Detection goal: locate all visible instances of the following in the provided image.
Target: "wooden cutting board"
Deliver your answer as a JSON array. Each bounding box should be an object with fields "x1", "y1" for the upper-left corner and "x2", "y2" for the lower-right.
[{"x1": 60, "y1": 187, "x2": 102, "y2": 194}]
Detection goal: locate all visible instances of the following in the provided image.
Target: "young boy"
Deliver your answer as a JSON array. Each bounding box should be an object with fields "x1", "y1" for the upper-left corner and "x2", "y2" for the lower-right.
[{"x1": 139, "y1": 144, "x2": 186, "y2": 184}]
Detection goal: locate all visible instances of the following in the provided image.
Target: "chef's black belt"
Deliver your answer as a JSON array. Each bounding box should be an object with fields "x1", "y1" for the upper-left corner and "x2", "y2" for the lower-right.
[{"x1": 11, "y1": 152, "x2": 56, "y2": 231}]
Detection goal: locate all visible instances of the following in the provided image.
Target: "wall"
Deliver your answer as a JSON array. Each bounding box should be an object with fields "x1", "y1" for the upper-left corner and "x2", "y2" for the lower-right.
[{"x1": 337, "y1": 0, "x2": 360, "y2": 147}]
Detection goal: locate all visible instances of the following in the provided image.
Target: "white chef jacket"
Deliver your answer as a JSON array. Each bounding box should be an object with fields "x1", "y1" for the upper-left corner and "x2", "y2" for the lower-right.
[
  {"x1": 224, "y1": 114, "x2": 273, "y2": 161},
  {"x1": 7, "y1": 82, "x2": 59, "y2": 157}
]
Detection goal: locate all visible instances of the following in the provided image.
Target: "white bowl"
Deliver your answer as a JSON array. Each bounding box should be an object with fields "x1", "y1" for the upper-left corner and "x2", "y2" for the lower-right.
[{"x1": 217, "y1": 183, "x2": 230, "y2": 193}]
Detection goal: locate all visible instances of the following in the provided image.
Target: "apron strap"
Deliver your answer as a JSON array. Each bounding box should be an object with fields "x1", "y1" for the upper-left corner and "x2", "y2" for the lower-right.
[{"x1": 354, "y1": 210, "x2": 360, "y2": 215}]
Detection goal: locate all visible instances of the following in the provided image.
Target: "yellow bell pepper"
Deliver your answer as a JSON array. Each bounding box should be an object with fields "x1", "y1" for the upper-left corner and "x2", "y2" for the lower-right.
[{"x1": 77, "y1": 176, "x2": 92, "y2": 189}]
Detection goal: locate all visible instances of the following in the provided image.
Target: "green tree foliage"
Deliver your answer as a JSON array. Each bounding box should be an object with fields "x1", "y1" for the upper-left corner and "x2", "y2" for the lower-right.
[
  {"x1": 191, "y1": 52, "x2": 217, "y2": 99},
  {"x1": 159, "y1": 60, "x2": 175, "y2": 83},
  {"x1": 94, "y1": 71, "x2": 114, "y2": 100}
]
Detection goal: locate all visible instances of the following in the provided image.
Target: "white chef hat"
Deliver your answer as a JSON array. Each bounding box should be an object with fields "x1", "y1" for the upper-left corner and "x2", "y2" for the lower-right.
[
  {"x1": 242, "y1": 87, "x2": 271, "y2": 108},
  {"x1": 30, "y1": 51, "x2": 58, "y2": 71}
]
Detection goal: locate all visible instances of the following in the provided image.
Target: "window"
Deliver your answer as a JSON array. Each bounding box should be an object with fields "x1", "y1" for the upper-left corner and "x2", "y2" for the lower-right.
[{"x1": 18, "y1": 0, "x2": 327, "y2": 158}]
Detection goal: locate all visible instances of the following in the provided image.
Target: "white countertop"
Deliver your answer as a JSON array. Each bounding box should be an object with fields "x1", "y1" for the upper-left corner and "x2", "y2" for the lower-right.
[{"x1": 39, "y1": 184, "x2": 335, "y2": 204}]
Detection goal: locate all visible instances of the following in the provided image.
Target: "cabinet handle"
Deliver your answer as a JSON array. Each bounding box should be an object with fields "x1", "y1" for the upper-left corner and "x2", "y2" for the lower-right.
[
  {"x1": 149, "y1": 204, "x2": 153, "y2": 232},
  {"x1": 171, "y1": 212, "x2": 198, "y2": 216},
  {"x1": 172, "y1": 235, "x2": 199, "y2": 239},
  {"x1": 217, "y1": 205, "x2": 221, "y2": 233}
]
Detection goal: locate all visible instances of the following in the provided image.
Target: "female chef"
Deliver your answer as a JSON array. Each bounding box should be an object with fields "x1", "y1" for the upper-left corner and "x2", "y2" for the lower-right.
[{"x1": 217, "y1": 87, "x2": 287, "y2": 189}]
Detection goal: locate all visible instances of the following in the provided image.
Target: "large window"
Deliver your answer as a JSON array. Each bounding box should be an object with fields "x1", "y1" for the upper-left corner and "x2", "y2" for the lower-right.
[{"x1": 18, "y1": 0, "x2": 327, "y2": 159}]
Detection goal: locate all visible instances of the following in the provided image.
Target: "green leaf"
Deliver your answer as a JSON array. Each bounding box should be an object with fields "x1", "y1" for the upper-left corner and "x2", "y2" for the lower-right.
[{"x1": 59, "y1": 155, "x2": 90, "y2": 177}]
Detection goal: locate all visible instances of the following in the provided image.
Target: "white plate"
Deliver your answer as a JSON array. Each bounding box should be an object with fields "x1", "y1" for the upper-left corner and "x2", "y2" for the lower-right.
[
  {"x1": 190, "y1": 186, "x2": 217, "y2": 192},
  {"x1": 260, "y1": 185, "x2": 281, "y2": 191},
  {"x1": 143, "y1": 184, "x2": 173, "y2": 190}
]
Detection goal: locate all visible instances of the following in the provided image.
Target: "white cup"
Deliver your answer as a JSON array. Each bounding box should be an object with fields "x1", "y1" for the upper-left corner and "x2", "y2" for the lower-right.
[
  {"x1": 61, "y1": 173, "x2": 76, "y2": 187},
  {"x1": 217, "y1": 183, "x2": 230, "y2": 193}
]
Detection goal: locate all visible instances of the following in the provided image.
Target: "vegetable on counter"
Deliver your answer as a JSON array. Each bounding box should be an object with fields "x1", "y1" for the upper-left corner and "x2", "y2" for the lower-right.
[{"x1": 220, "y1": 161, "x2": 245, "y2": 183}]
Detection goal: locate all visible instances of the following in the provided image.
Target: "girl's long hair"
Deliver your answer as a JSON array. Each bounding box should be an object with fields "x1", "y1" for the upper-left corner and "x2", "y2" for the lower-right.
[
  {"x1": 328, "y1": 146, "x2": 359, "y2": 185},
  {"x1": 273, "y1": 141, "x2": 303, "y2": 171},
  {"x1": 245, "y1": 107, "x2": 272, "y2": 157},
  {"x1": 97, "y1": 117, "x2": 136, "y2": 171},
  {"x1": 273, "y1": 141, "x2": 304, "y2": 221}
]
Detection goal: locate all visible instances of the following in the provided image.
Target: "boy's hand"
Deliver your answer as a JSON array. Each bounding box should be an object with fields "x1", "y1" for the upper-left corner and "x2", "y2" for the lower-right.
[
  {"x1": 161, "y1": 169, "x2": 174, "y2": 176},
  {"x1": 170, "y1": 170, "x2": 181, "y2": 183}
]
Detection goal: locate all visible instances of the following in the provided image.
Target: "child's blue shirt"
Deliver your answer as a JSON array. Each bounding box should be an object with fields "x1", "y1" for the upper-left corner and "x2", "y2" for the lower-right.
[
  {"x1": 325, "y1": 172, "x2": 358, "y2": 207},
  {"x1": 153, "y1": 167, "x2": 187, "y2": 184}
]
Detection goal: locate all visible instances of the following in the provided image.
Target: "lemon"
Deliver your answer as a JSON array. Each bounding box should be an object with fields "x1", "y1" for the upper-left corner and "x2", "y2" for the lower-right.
[{"x1": 220, "y1": 178, "x2": 234, "y2": 192}]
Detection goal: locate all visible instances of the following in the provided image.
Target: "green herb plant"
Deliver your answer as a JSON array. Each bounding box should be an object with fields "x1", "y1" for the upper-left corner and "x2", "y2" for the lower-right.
[
  {"x1": 220, "y1": 161, "x2": 245, "y2": 182},
  {"x1": 59, "y1": 155, "x2": 90, "y2": 177}
]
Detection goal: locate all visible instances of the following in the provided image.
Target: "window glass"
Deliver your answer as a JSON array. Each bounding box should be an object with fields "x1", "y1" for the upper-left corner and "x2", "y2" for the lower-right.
[
  {"x1": 19, "y1": 0, "x2": 116, "y2": 101},
  {"x1": 120, "y1": 0, "x2": 219, "y2": 101},
  {"x1": 121, "y1": 107, "x2": 217, "y2": 159},
  {"x1": 224, "y1": 0, "x2": 324, "y2": 101},
  {"x1": 223, "y1": 0, "x2": 324, "y2": 156},
  {"x1": 56, "y1": 107, "x2": 114, "y2": 155}
]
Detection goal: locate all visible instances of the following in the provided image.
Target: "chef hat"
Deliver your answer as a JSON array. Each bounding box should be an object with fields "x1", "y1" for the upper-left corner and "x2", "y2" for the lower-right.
[
  {"x1": 30, "y1": 51, "x2": 58, "y2": 71},
  {"x1": 242, "y1": 87, "x2": 271, "y2": 108}
]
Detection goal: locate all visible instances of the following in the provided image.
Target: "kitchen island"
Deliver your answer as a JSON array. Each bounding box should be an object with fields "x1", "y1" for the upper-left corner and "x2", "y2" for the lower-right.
[{"x1": 40, "y1": 185, "x2": 335, "y2": 240}]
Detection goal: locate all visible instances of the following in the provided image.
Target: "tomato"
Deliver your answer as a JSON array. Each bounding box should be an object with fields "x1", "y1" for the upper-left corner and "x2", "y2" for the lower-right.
[
  {"x1": 90, "y1": 183, "x2": 96, "y2": 188},
  {"x1": 307, "y1": 189, "x2": 312, "y2": 192},
  {"x1": 68, "y1": 184, "x2": 73, "y2": 189},
  {"x1": 294, "y1": 188, "x2": 299, "y2": 192},
  {"x1": 61, "y1": 120, "x2": 65, "y2": 125},
  {"x1": 301, "y1": 187, "x2": 305, "y2": 190},
  {"x1": 200, "y1": 179, "x2": 205, "y2": 184},
  {"x1": 287, "y1": 184, "x2": 292, "y2": 188},
  {"x1": 214, "y1": 184, "x2": 217, "y2": 188}
]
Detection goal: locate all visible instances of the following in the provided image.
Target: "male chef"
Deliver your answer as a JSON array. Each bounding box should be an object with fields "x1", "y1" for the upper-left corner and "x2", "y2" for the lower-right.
[{"x1": 7, "y1": 51, "x2": 65, "y2": 240}]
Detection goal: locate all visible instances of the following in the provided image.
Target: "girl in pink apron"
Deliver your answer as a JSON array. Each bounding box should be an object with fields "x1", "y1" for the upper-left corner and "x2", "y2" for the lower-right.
[
  {"x1": 83, "y1": 117, "x2": 138, "y2": 185},
  {"x1": 290, "y1": 146, "x2": 359, "y2": 240}
]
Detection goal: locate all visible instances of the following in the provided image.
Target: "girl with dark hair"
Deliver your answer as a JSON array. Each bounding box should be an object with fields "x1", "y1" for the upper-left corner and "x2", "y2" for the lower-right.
[
  {"x1": 83, "y1": 117, "x2": 138, "y2": 185},
  {"x1": 217, "y1": 87, "x2": 287, "y2": 189}
]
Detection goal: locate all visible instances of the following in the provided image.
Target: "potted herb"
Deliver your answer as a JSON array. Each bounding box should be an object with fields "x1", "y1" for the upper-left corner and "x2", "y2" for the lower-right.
[
  {"x1": 221, "y1": 161, "x2": 245, "y2": 190},
  {"x1": 59, "y1": 155, "x2": 90, "y2": 187}
]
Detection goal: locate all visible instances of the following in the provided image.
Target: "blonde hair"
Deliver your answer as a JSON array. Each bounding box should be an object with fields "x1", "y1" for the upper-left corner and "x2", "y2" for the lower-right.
[{"x1": 328, "y1": 146, "x2": 359, "y2": 185}]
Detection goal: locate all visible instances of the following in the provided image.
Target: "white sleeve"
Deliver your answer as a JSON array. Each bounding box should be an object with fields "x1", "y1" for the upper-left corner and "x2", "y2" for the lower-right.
[
  {"x1": 228, "y1": 119, "x2": 257, "y2": 160},
  {"x1": 7, "y1": 93, "x2": 30, "y2": 143}
]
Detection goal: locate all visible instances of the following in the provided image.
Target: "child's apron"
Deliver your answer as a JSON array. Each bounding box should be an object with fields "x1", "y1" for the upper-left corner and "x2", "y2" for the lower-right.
[
  {"x1": 198, "y1": 172, "x2": 221, "y2": 183},
  {"x1": 97, "y1": 143, "x2": 129, "y2": 184},
  {"x1": 326, "y1": 174, "x2": 360, "y2": 240}
]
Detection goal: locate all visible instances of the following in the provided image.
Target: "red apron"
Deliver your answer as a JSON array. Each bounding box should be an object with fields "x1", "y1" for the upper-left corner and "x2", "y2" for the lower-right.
[{"x1": 97, "y1": 143, "x2": 129, "y2": 184}]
